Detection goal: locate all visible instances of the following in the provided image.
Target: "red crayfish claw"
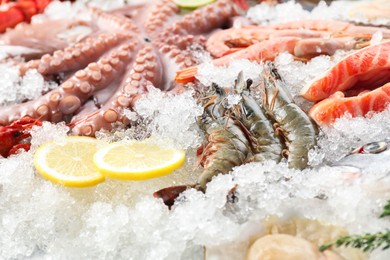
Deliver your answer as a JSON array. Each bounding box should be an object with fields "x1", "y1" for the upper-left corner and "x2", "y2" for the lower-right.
[{"x1": 0, "y1": 116, "x2": 42, "y2": 158}]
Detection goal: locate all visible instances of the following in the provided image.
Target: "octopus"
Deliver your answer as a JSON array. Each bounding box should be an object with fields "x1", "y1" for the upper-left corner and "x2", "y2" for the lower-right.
[{"x1": 0, "y1": 0, "x2": 242, "y2": 136}]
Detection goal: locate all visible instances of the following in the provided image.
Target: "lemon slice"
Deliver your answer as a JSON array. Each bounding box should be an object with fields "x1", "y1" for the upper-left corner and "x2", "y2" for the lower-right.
[
  {"x1": 174, "y1": 0, "x2": 216, "y2": 9},
  {"x1": 93, "y1": 141, "x2": 185, "y2": 180},
  {"x1": 34, "y1": 136, "x2": 104, "y2": 187}
]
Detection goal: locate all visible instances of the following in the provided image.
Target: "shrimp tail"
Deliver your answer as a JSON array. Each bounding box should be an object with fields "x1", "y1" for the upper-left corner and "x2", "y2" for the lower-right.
[
  {"x1": 175, "y1": 66, "x2": 198, "y2": 84},
  {"x1": 223, "y1": 47, "x2": 245, "y2": 55},
  {"x1": 153, "y1": 184, "x2": 198, "y2": 208}
]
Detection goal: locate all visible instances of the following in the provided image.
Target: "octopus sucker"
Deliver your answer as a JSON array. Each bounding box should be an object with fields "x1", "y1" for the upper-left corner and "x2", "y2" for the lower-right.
[{"x1": 144, "y1": 0, "x2": 179, "y2": 38}]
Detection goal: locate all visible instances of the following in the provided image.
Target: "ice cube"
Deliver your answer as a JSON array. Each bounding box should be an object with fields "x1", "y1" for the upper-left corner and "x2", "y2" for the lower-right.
[{"x1": 196, "y1": 60, "x2": 263, "y2": 88}]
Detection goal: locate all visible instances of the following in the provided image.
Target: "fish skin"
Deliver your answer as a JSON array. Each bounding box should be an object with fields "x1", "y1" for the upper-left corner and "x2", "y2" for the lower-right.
[{"x1": 332, "y1": 140, "x2": 390, "y2": 172}]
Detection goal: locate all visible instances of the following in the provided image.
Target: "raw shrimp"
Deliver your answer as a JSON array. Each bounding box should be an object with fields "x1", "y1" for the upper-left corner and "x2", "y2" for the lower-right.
[
  {"x1": 206, "y1": 19, "x2": 389, "y2": 59},
  {"x1": 293, "y1": 36, "x2": 371, "y2": 58},
  {"x1": 153, "y1": 115, "x2": 251, "y2": 206},
  {"x1": 175, "y1": 37, "x2": 300, "y2": 84},
  {"x1": 197, "y1": 117, "x2": 251, "y2": 189},
  {"x1": 232, "y1": 72, "x2": 284, "y2": 162},
  {"x1": 240, "y1": 92, "x2": 284, "y2": 162},
  {"x1": 154, "y1": 84, "x2": 252, "y2": 206},
  {"x1": 262, "y1": 64, "x2": 317, "y2": 169},
  {"x1": 206, "y1": 27, "x2": 326, "y2": 58}
]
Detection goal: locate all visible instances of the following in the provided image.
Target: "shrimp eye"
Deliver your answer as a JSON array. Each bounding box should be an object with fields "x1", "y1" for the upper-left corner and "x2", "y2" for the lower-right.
[
  {"x1": 246, "y1": 79, "x2": 253, "y2": 88},
  {"x1": 269, "y1": 64, "x2": 281, "y2": 80}
]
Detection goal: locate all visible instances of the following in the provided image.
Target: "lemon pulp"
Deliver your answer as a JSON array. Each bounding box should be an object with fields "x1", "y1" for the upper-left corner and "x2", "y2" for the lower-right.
[
  {"x1": 93, "y1": 141, "x2": 185, "y2": 180},
  {"x1": 34, "y1": 136, "x2": 104, "y2": 187}
]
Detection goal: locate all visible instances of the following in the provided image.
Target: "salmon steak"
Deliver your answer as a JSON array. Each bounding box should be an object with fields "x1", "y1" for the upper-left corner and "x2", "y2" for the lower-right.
[
  {"x1": 309, "y1": 83, "x2": 390, "y2": 125},
  {"x1": 305, "y1": 41, "x2": 390, "y2": 125},
  {"x1": 301, "y1": 41, "x2": 390, "y2": 102}
]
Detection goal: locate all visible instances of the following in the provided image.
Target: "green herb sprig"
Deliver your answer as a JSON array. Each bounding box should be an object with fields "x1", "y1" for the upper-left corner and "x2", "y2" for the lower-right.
[
  {"x1": 319, "y1": 231, "x2": 390, "y2": 252},
  {"x1": 380, "y1": 200, "x2": 390, "y2": 218},
  {"x1": 319, "y1": 200, "x2": 390, "y2": 252}
]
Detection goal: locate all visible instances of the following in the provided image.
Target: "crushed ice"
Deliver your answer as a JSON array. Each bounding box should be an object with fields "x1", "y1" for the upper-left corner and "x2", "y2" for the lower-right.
[
  {"x1": 124, "y1": 86, "x2": 204, "y2": 150},
  {"x1": 247, "y1": 1, "x2": 343, "y2": 25},
  {"x1": 0, "y1": 66, "x2": 57, "y2": 106},
  {"x1": 226, "y1": 94, "x2": 242, "y2": 108},
  {"x1": 309, "y1": 107, "x2": 390, "y2": 166},
  {"x1": 247, "y1": 0, "x2": 389, "y2": 26},
  {"x1": 274, "y1": 51, "x2": 348, "y2": 109},
  {"x1": 196, "y1": 59, "x2": 263, "y2": 87},
  {"x1": 1, "y1": 0, "x2": 390, "y2": 259},
  {"x1": 370, "y1": 31, "x2": 383, "y2": 46}
]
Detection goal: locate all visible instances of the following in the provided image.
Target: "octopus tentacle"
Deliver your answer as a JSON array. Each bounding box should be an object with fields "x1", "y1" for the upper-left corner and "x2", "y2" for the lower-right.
[
  {"x1": 71, "y1": 45, "x2": 162, "y2": 136},
  {"x1": 19, "y1": 33, "x2": 130, "y2": 76},
  {"x1": 156, "y1": 33, "x2": 206, "y2": 50},
  {"x1": 144, "y1": 0, "x2": 179, "y2": 39},
  {"x1": 0, "y1": 42, "x2": 135, "y2": 125},
  {"x1": 164, "y1": 0, "x2": 240, "y2": 36},
  {"x1": 157, "y1": 44, "x2": 196, "y2": 91},
  {"x1": 0, "y1": 19, "x2": 96, "y2": 59},
  {"x1": 89, "y1": 6, "x2": 139, "y2": 33}
]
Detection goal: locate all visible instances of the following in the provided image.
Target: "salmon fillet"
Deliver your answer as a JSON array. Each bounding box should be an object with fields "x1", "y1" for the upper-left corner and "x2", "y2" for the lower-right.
[
  {"x1": 301, "y1": 41, "x2": 390, "y2": 102},
  {"x1": 309, "y1": 82, "x2": 390, "y2": 125}
]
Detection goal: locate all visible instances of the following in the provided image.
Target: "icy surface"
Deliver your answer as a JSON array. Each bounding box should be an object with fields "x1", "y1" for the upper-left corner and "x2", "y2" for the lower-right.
[
  {"x1": 131, "y1": 87, "x2": 204, "y2": 150},
  {"x1": 247, "y1": 1, "x2": 343, "y2": 25},
  {"x1": 95, "y1": 86, "x2": 204, "y2": 151},
  {"x1": 2, "y1": 69, "x2": 390, "y2": 259},
  {"x1": 274, "y1": 51, "x2": 348, "y2": 109},
  {"x1": 196, "y1": 59, "x2": 263, "y2": 87},
  {"x1": 0, "y1": 66, "x2": 57, "y2": 106},
  {"x1": 1, "y1": 0, "x2": 390, "y2": 259},
  {"x1": 247, "y1": 1, "x2": 390, "y2": 26},
  {"x1": 309, "y1": 107, "x2": 390, "y2": 166},
  {"x1": 226, "y1": 94, "x2": 242, "y2": 109},
  {"x1": 370, "y1": 31, "x2": 383, "y2": 46}
]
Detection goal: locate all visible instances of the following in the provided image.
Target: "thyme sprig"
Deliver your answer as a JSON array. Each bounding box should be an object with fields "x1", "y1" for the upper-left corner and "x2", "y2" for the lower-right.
[
  {"x1": 319, "y1": 231, "x2": 390, "y2": 252},
  {"x1": 380, "y1": 200, "x2": 390, "y2": 218},
  {"x1": 319, "y1": 200, "x2": 390, "y2": 252}
]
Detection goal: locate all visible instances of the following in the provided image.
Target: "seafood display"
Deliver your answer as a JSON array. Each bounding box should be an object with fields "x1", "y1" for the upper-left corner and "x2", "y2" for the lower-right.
[
  {"x1": 175, "y1": 19, "x2": 390, "y2": 84},
  {"x1": 0, "y1": 0, "x2": 242, "y2": 137},
  {"x1": 245, "y1": 218, "x2": 365, "y2": 260},
  {"x1": 306, "y1": 41, "x2": 390, "y2": 125},
  {"x1": 332, "y1": 140, "x2": 390, "y2": 174},
  {"x1": 155, "y1": 66, "x2": 317, "y2": 206},
  {"x1": 1, "y1": 0, "x2": 390, "y2": 259}
]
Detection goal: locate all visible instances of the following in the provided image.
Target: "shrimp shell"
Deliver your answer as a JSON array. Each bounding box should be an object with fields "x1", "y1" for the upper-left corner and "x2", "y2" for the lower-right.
[
  {"x1": 262, "y1": 64, "x2": 317, "y2": 169},
  {"x1": 239, "y1": 92, "x2": 284, "y2": 162},
  {"x1": 198, "y1": 118, "x2": 251, "y2": 189}
]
